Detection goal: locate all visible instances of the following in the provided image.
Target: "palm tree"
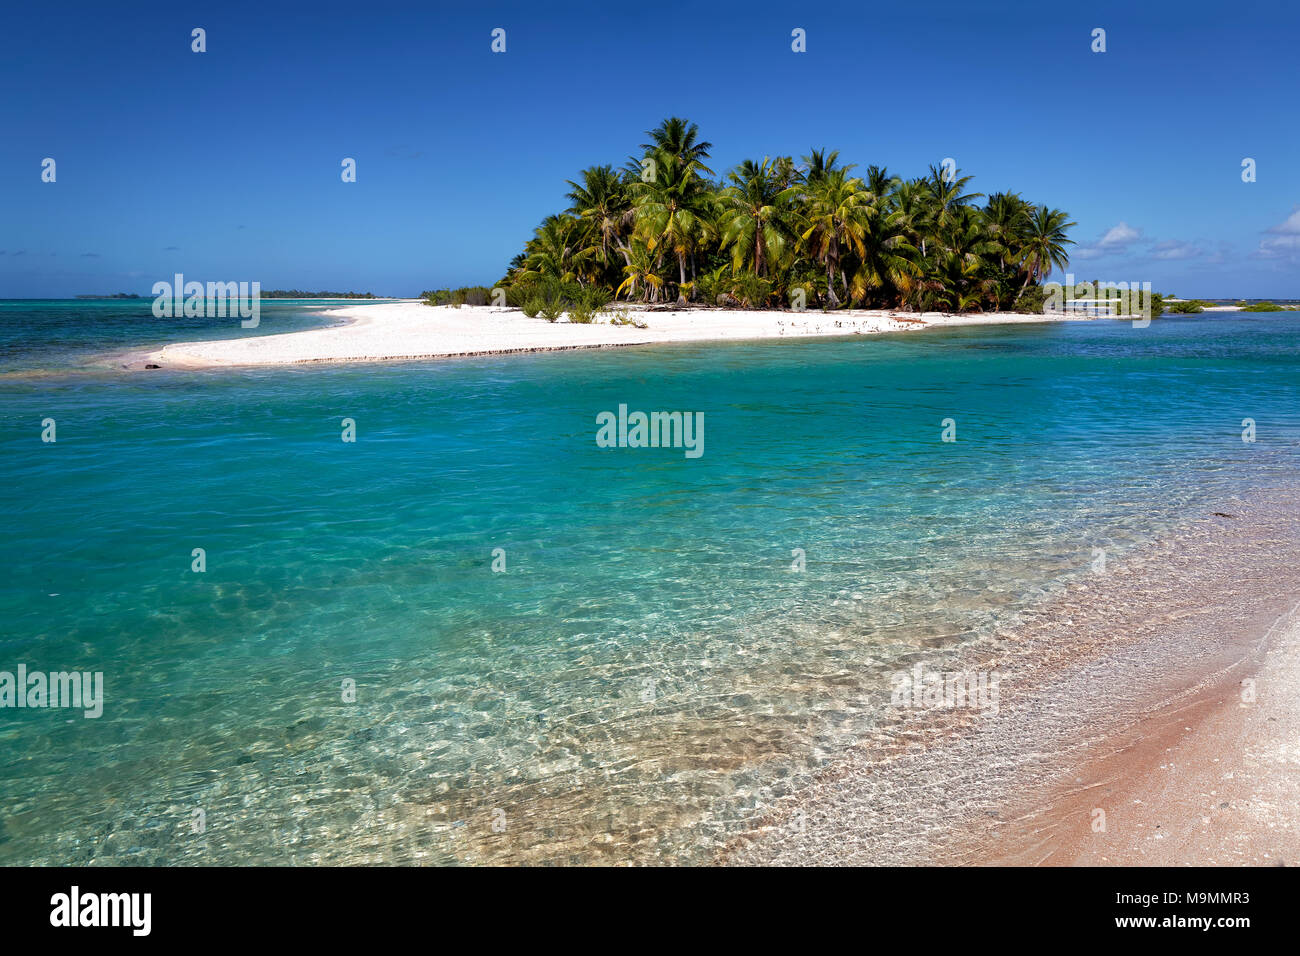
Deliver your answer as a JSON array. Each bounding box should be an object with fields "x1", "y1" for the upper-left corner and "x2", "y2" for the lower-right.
[
  {"x1": 719, "y1": 158, "x2": 795, "y2": 278},
  {"x1": 863, "y1": 165, "x2": 896, "y2": 201},
  {"x1": 632, "y1": 152, "x2": 709, "y2": 302},
  {"x1": 1017, "y1": 205, "x2": 1076, "y2": 296},
  {"x1": 797, "y1": 169, "x2": 870, "y2": 307},
  {"x1": 640, "y1": 117, "x2": 714, "y2": 175},
  {"x1": 616, "y1": 240, "x2": 665, "y2": 303},
  {"x1": 851, "y1": 203, "x2": 916, "y2": 307},
  {"x1": 520, "y1": 214, "x2": 588, "y2": 284},
  {"x1": 983, "y1": 192, "x2": 1032, "y2": 307},
  {"x1": 931, "y1": 206, "x2": 998, "y2": 311},
  {"x1": 923, "y1": 164, "x2": 982, "y2": 250},
  {"x1": 566, "y1": 165, "x2": 633, "y2": 276}
]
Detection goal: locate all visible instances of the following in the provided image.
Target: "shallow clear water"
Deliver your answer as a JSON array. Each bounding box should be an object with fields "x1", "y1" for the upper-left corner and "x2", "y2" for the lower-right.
[
  {"x1": 0, "y1": 298, "x2": 355, "y2": 372},
  {"x1": 1, "y1": 304, "x2": 1297, "y2": 864}
]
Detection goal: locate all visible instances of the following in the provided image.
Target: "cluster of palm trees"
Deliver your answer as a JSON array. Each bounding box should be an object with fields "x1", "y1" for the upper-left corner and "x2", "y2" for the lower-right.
[{"x1": 501, "y1": 118, "x2": 1075, "y2": 313}]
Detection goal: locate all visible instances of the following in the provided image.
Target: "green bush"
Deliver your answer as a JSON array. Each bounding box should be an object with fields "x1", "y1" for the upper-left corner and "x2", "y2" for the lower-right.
[
  {"x1": 567, "y1": 285, "x2": 612, "y2": 323},
  {"x1": 422, "y1": 286, "x2": 494, "y2": 308},
  {"x1": 1168, "y1": 300, "x2": 1204, "y2": 313},
  {"x1": 731, "y1": 273, "x2": 773, "y2": 309},
  {"x1": 506, "y1": 283, "x2": 535, "y2": 308},
  {"x1": 1012, "y1": 285, "x2": 1048, "y2": 314},
  {"x1": 521, "y1": 296, "x2": 543, "y2": 318}
]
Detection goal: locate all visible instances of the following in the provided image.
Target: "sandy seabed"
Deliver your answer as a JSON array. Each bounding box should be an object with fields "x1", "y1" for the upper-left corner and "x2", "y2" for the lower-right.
[{"x1": 721, "y1": 492, "x2": 1300, "y2": 866}]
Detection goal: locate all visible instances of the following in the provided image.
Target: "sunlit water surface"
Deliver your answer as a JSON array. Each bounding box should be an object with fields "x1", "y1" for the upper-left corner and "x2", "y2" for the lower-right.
[{"x1": 1, "y1": 303, "x2": 1297, "y2": 864}]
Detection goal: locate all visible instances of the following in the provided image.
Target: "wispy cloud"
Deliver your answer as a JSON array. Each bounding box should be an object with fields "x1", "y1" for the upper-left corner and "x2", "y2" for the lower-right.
[
  {"x1": 1150, "y1": 240, "x2": 1202, "y2": 261},
  {"x1": 1073, "y1": 221, "x2": 1144, "y2": 260},
  {"x1": 1255, "y1": 206, "x2": 1300, "y2": 260},
  {"x1": 1098, "y1": 222, "x2": 1142, "y2": 248}
]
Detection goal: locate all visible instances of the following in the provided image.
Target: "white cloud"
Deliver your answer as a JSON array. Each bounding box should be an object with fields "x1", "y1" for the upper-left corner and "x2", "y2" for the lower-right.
[
  {"x1": 1255, "y1": 208, "x2": 1300, "y2": 259},
  {"x1": 1150, "y1": 240, "x2": 1202, "y2": 261},
  {"x1": 1265, "y1": 206, "x2": 1300, "y2": 235},
  {"x1": 1098, "y1": 221, "x2": 1142, "y2": 247},
  {"x1": 1257, "y1": 234, "x2": 1300, "y2": 258}
]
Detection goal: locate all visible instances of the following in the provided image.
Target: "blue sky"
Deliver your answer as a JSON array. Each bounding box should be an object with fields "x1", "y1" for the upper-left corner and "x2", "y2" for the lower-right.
[{"x1": 1, "y1": 0, "x2": 1297, "y2": 298}]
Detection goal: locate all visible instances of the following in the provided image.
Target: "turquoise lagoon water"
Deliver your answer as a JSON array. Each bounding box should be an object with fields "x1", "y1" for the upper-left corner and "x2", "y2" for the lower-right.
[{"x1": 1, "y1": 302, "x2": 1298, "y2": 864}]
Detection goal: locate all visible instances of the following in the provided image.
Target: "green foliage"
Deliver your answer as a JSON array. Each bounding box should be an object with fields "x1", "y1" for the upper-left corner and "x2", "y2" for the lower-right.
[
  {"x1": 608, "y1": 310, "x2": 649, "y2": 329},
  {"x1": 566, "y1": 285, "x2": 613, "y2": 324},
  {"x1": 731, "y1": 272, "x2": 773, "y2": 308},
  {"x1": 486, "y1": 118, "x2": 1079, "y2": 313},
  {"x1": 1242, "y1": 301, "x2": 1286, "y2": 311},
  {"x1": 422, "y1": 286, "x2": 494, "y2": 308},
  {"x1": 1012, "y1": 285, "x2": 1048, "y2": 314},
  {"x1": 1168, "y1": 300, "x2": 1204, "y2": 313}
]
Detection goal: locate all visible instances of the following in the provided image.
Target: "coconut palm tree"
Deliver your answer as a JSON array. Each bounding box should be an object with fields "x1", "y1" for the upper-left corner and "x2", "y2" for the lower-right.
[
  {"x1": 719, "y1": 158, "x2": 795, "y2": 278},
  {"x1": 797, "y1": 169, "x2": 870, "y2": 307},
  {"x1": 616, "y1": 240, "x2": 665, "y2": 303},
  {"x1": 640, "y1": 117, "x2": 714, "y2": 175},
  {"x1": 1017, "y1": 205, "x2": 1076, "y2": 296},
  {"x1": 982, "y1": 192, "x2": 1033, "y2": 307},
  {"x1": 566, "y1": 165, "x2": 633, "y2": 275},
  {"x1": 851, "y1": 203, "x2": 916, "y2": 307},
  {"x1": 520, "y1": 214, "x2": 588, "y2": 284},
  {"x1": 632, "y1": 152, "x2": 709, "y2": 302},
  {"x1": 801, "y1": 148, "x2": 848, "y2": 185},
  {"x1": 923, "y1": 165, "x2": 982, "y2": 246}
]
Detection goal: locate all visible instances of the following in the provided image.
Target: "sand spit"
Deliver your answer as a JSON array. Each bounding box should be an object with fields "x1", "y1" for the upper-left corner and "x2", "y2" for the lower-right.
[{"x1": 129, "y1": 301, "x2": 1093, "y2": 370}]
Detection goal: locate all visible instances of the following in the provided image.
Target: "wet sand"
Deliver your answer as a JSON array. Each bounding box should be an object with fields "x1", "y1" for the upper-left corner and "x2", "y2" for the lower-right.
[
  {"x1": 721, "y1": 490, "x2": 1300, "y2": 866},
  {"x1": 974, "y1": 604, "x2": 1300, "y2": 866}
]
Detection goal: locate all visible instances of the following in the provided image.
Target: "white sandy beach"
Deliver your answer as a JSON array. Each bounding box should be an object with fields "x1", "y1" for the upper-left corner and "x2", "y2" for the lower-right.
[{"x1": 134, "y1": 300, "x2": 1089, "y2": 369}]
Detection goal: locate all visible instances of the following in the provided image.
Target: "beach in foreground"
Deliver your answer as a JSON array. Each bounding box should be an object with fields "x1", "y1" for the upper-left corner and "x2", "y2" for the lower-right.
[
  {"x1": 128, "y1": 301, "x2": 1090, "y2": 369},
  {"x1": 724, "y1": 491, "x2": 1300, "y2": 866}
]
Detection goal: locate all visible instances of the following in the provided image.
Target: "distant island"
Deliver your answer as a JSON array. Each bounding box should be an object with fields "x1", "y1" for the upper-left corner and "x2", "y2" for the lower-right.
[
  {"x1": 495, "y1": 116, "x2": 1075, "y2": 316},
  {"x1": 76, "y1": 293, "x2": 141, "y2": 299}
]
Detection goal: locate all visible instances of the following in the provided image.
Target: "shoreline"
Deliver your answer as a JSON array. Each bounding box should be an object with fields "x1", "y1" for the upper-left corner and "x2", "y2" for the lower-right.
[
  {"x1": 124, "y1": 300, "x2": 1095, "y2": 370},
  {"x1": 721, "y1": 487, "x2": 1300, "y2": 866},
  {"x1": 973, "y1": 601, "x2": 1300, "y2": 866}
]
